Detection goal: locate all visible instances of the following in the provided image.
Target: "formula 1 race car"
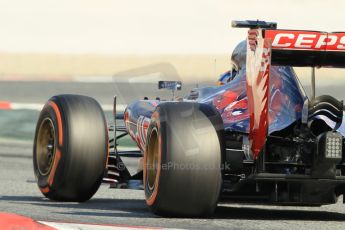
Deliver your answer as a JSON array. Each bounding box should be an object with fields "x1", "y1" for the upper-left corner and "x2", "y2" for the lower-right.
[{"x1": 33, "y1": 20, "x2": 345, "y2": 217}]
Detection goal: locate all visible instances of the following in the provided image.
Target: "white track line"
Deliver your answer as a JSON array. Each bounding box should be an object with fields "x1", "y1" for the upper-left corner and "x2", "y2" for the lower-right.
[{"x1": 39, "y1": 221, "x2": 180, "y2": 230}]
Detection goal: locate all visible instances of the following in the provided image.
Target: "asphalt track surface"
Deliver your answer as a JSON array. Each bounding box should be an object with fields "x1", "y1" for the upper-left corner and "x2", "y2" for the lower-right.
[
  {"x1": 2, "y1": 81, "x2": 345, "y2": 229},
  {"x1": 2, "y1": 139, "x2": 345, "y2": 229}
]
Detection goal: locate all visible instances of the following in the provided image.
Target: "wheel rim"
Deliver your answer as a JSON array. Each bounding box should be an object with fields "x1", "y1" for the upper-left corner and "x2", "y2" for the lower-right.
[
  {"x1": 146, "y1": 128, "x2": 159, "y2": 191},
  {"x1": 36, "y1": 118, "x2": 56, "y2": 176}
]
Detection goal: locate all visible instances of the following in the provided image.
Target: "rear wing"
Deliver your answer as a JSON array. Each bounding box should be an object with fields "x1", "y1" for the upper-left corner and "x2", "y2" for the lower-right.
[
  {"x1": 233, "y1": 20, "x2": 345, "y2": 158},
  {"x1": 240, "y1": 18, "x2": 345, "y2": 68},
  {"x1": 264, "y1": 30, "x2": 345, "y2": 67}
]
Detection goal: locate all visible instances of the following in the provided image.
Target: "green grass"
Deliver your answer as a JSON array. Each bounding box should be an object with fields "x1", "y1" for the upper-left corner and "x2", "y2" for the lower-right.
[
  {"x1": 0, "y1": 110, "x2": 38, "y2": 141},
  {"x1": 0, "y1": 110, "x2": 136, "y2": 147}
]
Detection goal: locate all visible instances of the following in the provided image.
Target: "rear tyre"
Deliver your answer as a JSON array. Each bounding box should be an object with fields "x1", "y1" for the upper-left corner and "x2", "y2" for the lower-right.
[
  {"x1": 33, "y1": 94, "x2": 108, "y2": 202},
  {"x1": 144, "y1": 102, "x2": 223, "y2": 217}
]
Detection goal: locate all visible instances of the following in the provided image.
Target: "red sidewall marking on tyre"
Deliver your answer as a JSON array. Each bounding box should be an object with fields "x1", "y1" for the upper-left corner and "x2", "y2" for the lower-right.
[
  {"x1": 48, "y1": 101, "x2": 63, "y2": 146},
  {"x1": 145, "y1": 111, "x2": 162, "y2": 206},
  {"x1": 47, "y1": 148, "x2": 62, "y2": 186},
  {"x1": 46, "y1": 101, "x2": 63, "y2": 187},
  {"x1": 40, "y1": 186, "x2": 50, "y2": 194}
]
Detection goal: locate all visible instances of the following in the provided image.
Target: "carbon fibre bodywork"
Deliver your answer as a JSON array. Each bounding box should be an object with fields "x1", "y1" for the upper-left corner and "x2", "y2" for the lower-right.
[
  {"x1": 125, "y1": 40, "x2": 345, "y2": 159},
  {"x1": 125, "y1": 42, "x2": 308, "y2": 157},
  {"x1": 119, "y1": 23, "x2": 345, "y2": 206}
]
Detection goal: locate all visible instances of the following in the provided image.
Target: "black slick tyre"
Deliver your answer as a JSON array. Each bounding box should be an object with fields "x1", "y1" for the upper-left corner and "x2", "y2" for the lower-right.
[
  {"x1": 33, "y1": 94, "x2": 108, "y2": 202},
  {"x1": 144, "y1": 102, "x2": 223, "y2": 217}
]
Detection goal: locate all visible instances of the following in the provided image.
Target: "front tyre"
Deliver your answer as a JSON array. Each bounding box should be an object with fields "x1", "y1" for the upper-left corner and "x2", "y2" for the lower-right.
[
  {"x1": 144, "y1": 102, "x2": 223, "y2": 217},
  {"x1": 33, "y1": 94, "x2": 108, "y2": 202}
]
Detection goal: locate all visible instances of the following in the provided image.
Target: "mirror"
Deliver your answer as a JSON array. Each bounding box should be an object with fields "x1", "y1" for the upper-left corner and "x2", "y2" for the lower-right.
[{"x1": 158, "y1": 81, "x2": 182, "y2": 90}]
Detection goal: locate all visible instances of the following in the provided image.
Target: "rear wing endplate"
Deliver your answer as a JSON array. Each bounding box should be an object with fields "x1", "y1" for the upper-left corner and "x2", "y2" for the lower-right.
[{"x1": 237, "y1": 20, "x2": 345, "y2": 158}]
